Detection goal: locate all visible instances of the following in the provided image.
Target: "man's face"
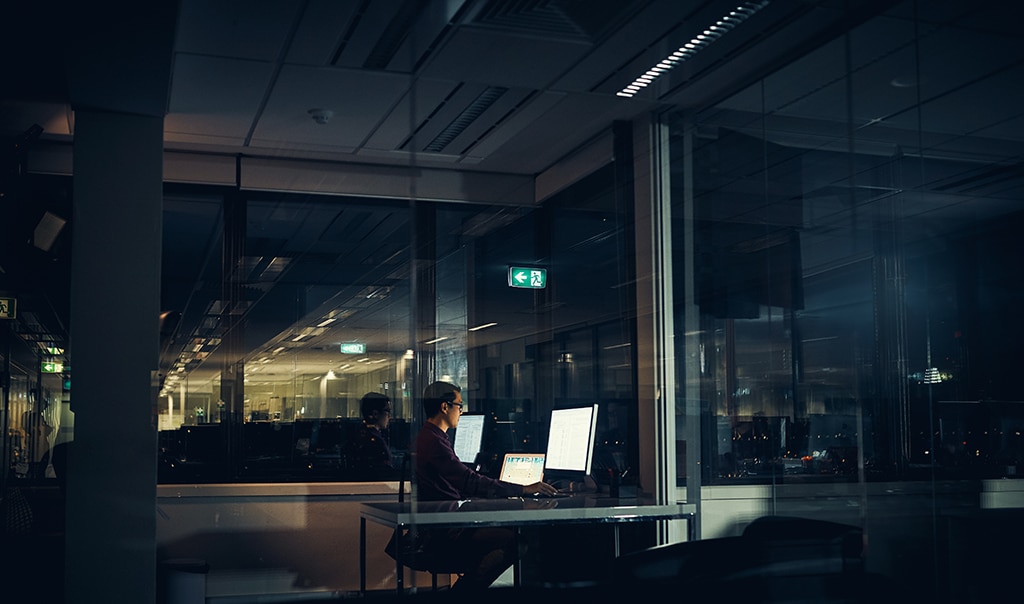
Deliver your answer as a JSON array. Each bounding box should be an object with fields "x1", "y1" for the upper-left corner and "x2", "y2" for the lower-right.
[{"x1": 444, "y1": 391, "x2": 464, "y2": 428}]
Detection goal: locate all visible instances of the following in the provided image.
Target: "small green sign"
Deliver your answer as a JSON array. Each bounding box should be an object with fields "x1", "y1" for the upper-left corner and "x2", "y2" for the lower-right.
[
  {"x1": 508, "y1": 267, "x2": 547, "y2": 289},
  {"x1": 0, "y1": 297, "x2": 15, "y2": 319},
  {"x1": 42, "y1": 361, "x2": 63, "y2": 374},
  {"x1": 340, "y1": 342, "x2": 366, "y2": 354}
]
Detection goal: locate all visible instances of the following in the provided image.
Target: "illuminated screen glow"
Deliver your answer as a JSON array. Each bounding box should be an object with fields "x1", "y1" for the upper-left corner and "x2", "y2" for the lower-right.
[
  {"x1": 453, "y1": 414, "x2": 485, "y2": 463},
  {"x1": 544, "y1": 404, "x2": 599, "y2": 474},
  {"x1": 499, "y1": 453, "x2": 546, "y2": 485}
]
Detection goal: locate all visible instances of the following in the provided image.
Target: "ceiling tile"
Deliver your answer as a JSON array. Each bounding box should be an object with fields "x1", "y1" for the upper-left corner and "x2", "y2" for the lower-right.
[
  {"x1": 250, "y1": 65, "x2": 410, "y2": 149},
  {"x1": 166, "y1": 54, "x2": 277, "y2": 142}
]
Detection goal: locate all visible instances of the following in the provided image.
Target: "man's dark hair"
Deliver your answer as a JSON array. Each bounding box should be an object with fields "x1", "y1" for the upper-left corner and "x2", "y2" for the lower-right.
[
  {"x1": 421, "y1": 381, "x2": 460, "y2": 417},
  {"x1": 360, "y1": 392, "x2": 391, "y2": 421}
]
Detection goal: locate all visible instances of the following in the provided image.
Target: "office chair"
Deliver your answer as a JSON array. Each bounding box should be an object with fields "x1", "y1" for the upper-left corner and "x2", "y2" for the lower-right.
[{"x1": 388, "y1": 453, "x2": 464, "y2": 591}]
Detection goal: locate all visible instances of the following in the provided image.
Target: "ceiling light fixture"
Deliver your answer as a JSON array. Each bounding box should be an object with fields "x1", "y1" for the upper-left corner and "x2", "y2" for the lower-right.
[
  {"x1": 316, "y1": 317, "x2": 337, "y2": 327},
  {"x1": 616, "y1": 1, "x2": 770, "y2": 98},
  {"x1": 469, "y1": 322, "x2": 498, "y2": 331}
]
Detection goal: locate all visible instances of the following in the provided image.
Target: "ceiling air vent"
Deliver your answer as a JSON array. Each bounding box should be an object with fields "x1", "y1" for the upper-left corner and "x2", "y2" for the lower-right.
[
  {"x1": 363, "y1": 0, "x2": 428, "y2": 70},
  {"x1": 423, "y1": 86, "x2": 509, "y2": 153},
  {"x1": 472, "y1": 0, "x2": 633, "y2": 42}
]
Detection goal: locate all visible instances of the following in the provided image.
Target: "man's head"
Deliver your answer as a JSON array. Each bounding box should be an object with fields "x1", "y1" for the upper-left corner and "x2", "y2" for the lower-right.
[
  {"x1": 360, "y1": 392, "x2": 392, "y2": 429},
  {"x1": 422, "y1": 381, "x2": 463, "y2": 429}
]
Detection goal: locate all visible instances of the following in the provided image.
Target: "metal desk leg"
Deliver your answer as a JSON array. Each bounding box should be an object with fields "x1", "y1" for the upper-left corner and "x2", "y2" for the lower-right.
[
  {"x1": 359, "y1": 517, "x2": 366, "y2": 595},
  {"x1": 394, "y1": 526, "x2": 404, "y2": 594},
  {"x1": 513, "y1": 527, "x2": 522, "y2": 587}
]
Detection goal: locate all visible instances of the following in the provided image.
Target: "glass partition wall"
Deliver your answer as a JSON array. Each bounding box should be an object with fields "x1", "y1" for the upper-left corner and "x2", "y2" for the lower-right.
[
  {"x1": 157, "y1": 190, "x2": 420, "y2": 482},
  {"x1": 667, "y1": 1, "x2": 1024, "y2": 600},
  {"x1": 155, "y1": 165, "x2": 641, "y2": 485}
]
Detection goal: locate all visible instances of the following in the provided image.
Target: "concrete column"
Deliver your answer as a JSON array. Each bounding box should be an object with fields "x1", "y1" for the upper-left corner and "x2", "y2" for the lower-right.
[{"x1": 67, "y1": 108, "x2": 163, "y2": 603}]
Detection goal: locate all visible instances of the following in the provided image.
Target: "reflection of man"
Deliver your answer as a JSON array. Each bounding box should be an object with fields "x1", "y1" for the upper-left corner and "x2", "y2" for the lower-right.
[
  {"x1": 22, "y1": 410, "x2": 53, "y2": 479},
  {"x1": 412, "y1": 381, "x2": 556, "y2": 591},
  {"x1": 347, "y1": 392, "x2": 395, "y2": 479}
]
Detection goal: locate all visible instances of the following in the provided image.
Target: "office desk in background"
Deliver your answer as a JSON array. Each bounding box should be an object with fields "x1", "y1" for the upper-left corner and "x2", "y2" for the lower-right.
[{"x1": 359, "y1": 497, "x2": 697, "y2": 594}]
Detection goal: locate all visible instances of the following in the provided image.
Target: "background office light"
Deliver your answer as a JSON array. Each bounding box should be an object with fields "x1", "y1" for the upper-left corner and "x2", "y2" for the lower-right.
[{"x1": 617, "y1": 1, "x2": 770, "y2": 98}]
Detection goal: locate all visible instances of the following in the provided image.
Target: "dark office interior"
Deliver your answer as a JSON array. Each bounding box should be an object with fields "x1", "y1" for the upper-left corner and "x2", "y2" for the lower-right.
[{"x1": 3, "y1": 0, "x2": 1024, "y2": 602}]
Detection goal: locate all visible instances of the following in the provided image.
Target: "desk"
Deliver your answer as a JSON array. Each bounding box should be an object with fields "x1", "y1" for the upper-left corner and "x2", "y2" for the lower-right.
[{"x1": 359, "y1": 497, "x2": 696, "y2": 594}]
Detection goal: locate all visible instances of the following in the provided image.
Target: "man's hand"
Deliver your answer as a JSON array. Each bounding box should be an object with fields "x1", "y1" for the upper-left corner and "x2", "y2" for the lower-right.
[{"x1": 522, "y1": 481, "x2": 559, "y2": 497}]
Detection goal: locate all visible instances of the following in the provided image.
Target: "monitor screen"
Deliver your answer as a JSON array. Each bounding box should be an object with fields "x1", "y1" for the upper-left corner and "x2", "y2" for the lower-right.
[
  {"x1": 499, "y1": 453, "x2": 546, "y2": 485},
  {"x1": 544, "y1": 404, "x2": 599, "y2": 474},
  {"x1": 453, "y1": 413, "x2": 486, "y2": 464}
]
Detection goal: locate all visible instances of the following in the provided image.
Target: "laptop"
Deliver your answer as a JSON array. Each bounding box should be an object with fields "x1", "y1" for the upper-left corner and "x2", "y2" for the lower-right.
[{"x1": 498, "y1": 453, "x2": 546, "y2": 485}]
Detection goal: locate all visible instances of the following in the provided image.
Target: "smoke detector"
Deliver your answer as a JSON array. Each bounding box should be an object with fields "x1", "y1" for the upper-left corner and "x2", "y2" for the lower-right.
[{"x1": 308, "y1": 108, "x2": 333, "y2": 125}]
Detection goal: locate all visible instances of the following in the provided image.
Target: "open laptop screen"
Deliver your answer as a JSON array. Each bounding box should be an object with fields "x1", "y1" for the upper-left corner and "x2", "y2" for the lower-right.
[{"x1": 499, "y1": 453, "x2": 546, "y2": 485}]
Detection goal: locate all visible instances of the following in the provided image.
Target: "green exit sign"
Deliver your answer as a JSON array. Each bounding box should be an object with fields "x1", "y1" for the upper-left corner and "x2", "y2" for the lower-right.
[
  {"x1": 508, "y1": 267, "x2": 547, "y2": 289},
  {"x1": 42, "y1": 361, "x2": 64, "y2": 374},
  {"x1": 340, "y1": 342, "x2": 366, "y2": 354}
]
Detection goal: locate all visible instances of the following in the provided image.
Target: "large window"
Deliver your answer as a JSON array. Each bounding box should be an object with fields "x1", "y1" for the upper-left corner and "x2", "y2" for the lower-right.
[
  {"x1": 669, "y1": 0, "x2": 1024, "y2": 489},
  {"x1": 156, "y1": 161, "x2": 641, "y2": 485}
]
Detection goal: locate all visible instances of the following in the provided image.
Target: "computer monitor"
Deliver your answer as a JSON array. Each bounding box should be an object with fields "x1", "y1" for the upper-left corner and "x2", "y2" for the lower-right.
[
  {"x1": 453, "y1": 413, "x2": 486, "y2": 465},
  {"x1": 544, "y1": 404, "x2": 599, "y2": 478}
]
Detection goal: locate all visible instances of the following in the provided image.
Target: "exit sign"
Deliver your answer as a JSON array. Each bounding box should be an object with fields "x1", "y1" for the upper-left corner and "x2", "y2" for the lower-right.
[
  {"x1": 0, "y1": 297, "x2": 15, "y2": 319},
  {"x1": 508, "y1": 267, "x2": 547, "y2": 289},
  {"x1": 42, "y1": 361, "x2": 63, "y2": 373},
  {"x1": 340, "y1": 342, "x2": 366, "y2": 354}
]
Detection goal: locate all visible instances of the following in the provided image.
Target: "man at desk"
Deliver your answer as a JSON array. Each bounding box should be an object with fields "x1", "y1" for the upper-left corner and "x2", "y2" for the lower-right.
[{"x1": 413, "y1": 380, "x2": 558, "y2": 591}]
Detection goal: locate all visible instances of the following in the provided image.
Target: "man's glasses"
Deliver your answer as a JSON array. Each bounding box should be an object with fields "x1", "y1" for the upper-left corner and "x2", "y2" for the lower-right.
[{"x1": 447, "y1": 402, "x2": 464, "y2": 412}]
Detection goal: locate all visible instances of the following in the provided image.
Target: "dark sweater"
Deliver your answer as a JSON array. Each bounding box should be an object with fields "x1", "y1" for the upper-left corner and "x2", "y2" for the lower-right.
[{"x1": 414, "y1": 422, "x2": 520, "y2": 500}]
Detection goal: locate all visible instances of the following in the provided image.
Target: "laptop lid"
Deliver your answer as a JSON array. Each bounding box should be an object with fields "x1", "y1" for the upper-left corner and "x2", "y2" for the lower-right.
[{"x1": 499, "y1": 453, "x2": 546, "y2": 485}]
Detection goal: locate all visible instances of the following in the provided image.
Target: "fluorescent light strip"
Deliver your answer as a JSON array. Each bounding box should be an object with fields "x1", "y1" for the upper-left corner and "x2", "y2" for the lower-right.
[
  {"x1": 617, "y1": 1, "x2": 769, "y2": 98},
  {"x1": 469, "y1": 322, "x2": 498, "y2": 332}
]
